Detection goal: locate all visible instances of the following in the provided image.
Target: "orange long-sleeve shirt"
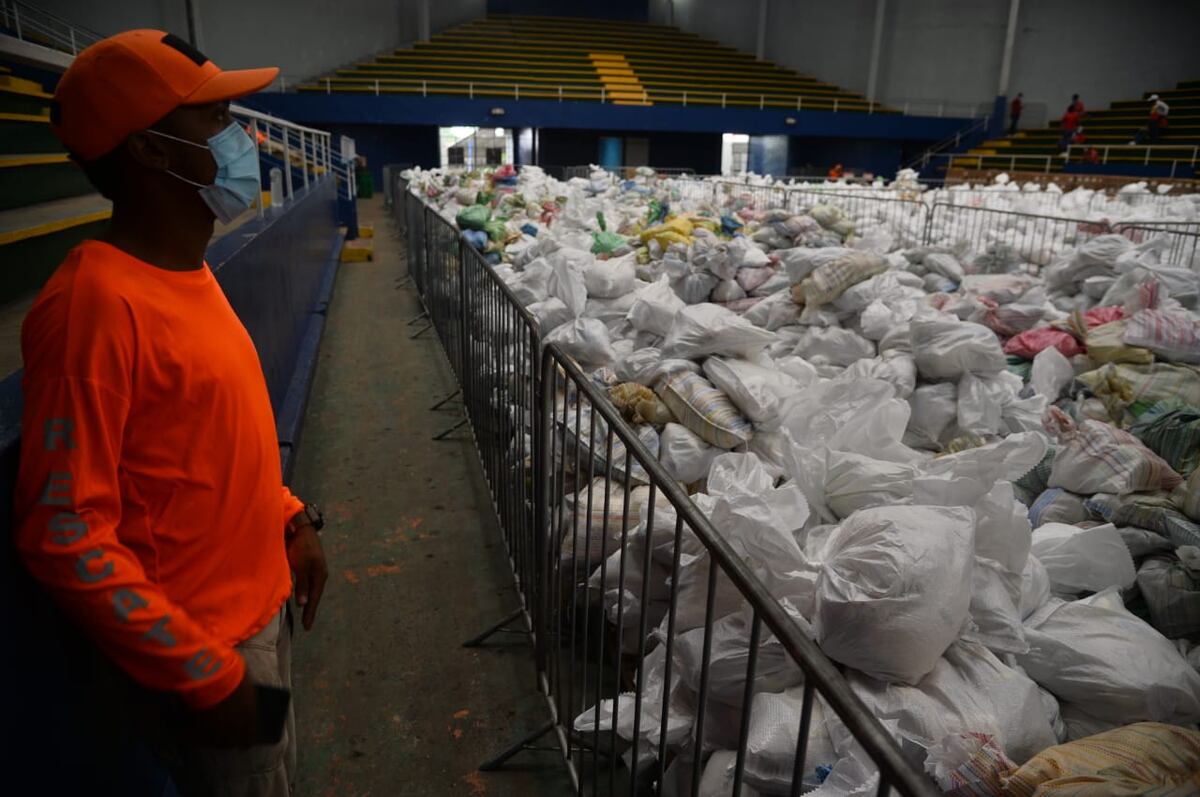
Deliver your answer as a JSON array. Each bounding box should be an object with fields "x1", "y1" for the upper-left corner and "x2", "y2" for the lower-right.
[{"x1": 15, "y1": 240, "x2": 303, "y2": 709}]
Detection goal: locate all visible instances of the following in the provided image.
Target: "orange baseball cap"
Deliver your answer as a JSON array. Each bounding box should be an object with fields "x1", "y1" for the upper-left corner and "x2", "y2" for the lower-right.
[{"x1": 52, "y1": 29, "x2": 278, "y2": 162}]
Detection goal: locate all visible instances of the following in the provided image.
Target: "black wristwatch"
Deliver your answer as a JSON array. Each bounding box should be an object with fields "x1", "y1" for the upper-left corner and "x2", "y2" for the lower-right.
[{"x1": 288, "y1": 503, "x2": 325, "y2": 536}]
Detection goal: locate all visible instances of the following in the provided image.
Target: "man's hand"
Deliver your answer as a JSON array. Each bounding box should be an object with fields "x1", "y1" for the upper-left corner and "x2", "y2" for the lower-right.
[
  {"x1": 185, "y1": 666, "x2": 258, "y2": 747},
  {"x1": 286, "y1": 523, "x2": 328, "y2": 630}
]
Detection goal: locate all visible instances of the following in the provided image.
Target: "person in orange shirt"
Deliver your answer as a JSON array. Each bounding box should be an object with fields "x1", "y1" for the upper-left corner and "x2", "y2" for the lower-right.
[
  {"x1": 14, "y1": 30, "x2": 327, "y2": 796},
  {"x1": 828, "y1": 163, "x2": 844, "y2": 180}
]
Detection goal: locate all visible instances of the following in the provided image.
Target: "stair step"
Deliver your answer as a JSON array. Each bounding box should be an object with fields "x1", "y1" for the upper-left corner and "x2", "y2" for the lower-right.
[{"x1": 0, "y1": 194, "x2": 111, "y2": 246}]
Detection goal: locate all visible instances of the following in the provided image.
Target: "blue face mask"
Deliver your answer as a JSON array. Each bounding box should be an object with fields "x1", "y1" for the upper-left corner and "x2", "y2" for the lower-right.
[{"x1": 150, "y1": 122, "x2": 261, "y2": 223}]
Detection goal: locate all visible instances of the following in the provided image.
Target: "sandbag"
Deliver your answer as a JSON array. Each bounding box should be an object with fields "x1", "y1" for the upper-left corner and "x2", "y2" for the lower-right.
[
  {"x1": 1137, "y1": 551, "x2": 1200, "y2": 639},
  {"x1": 1002, "y1": 723, "x2": 1200, "y2": 797},
  {"x1": 1085, "y1": 319, "x2": 1154, "y2": 365},
  {"x1": 793, "y1": 326, "x2": 875, "y2": 367},
  {"x1": 702, "y1": 356, "x2": 800, "y2": 425},
  {"x1": 814, "y1": 505, "x2": 975, "y2": 684},
  {"x1": 911, "y1": 316, "x2": 1007, "y2": 379},
  {"x1": 1045, "y1": 410, "x2": 1182, "y2": 495},
  {"x1": 1016, "y1": 590, "x2": 1200, "y2": 725},
  {"x1": 658, "y1": 422, "x2": 722, "y2": 485},
  {"x1": 455, "y1": 203, "x2": 489, "y2": 231},
  {"x1": 823, "y1": 450, "x2": 916, "y2": 519},
  {"x1": 1026, "y1": 487, "x2": 1089, "y2": 527},
  {"x1": 655, "y1": 371, "x2": 754, "y2": 449},
  {"x1": 791, "y1": 251, "x2": 887, "y2": 306},
  {"x1": 1029, "y1": 522, "x2": 1136, "y2": 595},
  {"x1": 583, "y1": 253, "x2": 636, "y2": 298},
  {"x1": 661, "y1": 303, "x2": 777, "y2": 360},
  {"x1": 848, "y1": 639, "x2": 1057, "y2": 769},
  {"x1": 545, "y1": 317, "x2": 616, "y2": 366},
  {"x1": 627, "y1": 275, "x2": 684, "y2": 337},
  {"x1": 1128, "y1": 401, "x2": 1200, "y2": 476},
  {"x1": 1123, "y1": 308, "x2": 1200, "y2": 364}
]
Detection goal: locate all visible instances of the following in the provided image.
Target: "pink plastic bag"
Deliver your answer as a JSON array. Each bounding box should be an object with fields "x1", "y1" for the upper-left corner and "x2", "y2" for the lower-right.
[{"x1": 1004, "y1": 327, "x2": 1084, "y2": 359}]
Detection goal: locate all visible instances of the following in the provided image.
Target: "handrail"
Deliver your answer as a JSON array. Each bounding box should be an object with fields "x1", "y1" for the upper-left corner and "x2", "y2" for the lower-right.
[
  {"x1": 0, "y1": 0, "x2": 102, "y2": 56},
  {"x1": 938, "y1": 151, "x2": 1059, "y2": 175},
  {"x1": 1066, "y1": 142, "x2": 1200, "y2": 167},
  {"x1": 906, "y1": 114, "x2": 992, "y2": 171}
]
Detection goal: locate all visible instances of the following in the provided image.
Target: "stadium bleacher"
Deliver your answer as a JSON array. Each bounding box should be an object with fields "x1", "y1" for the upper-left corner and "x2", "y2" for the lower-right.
[
  {"x1": 299, "y1": 14, "x2": 892, "y2": 113},
  {"x1": 950, "y1": 79, "x2": 1200, "y2": 175}
]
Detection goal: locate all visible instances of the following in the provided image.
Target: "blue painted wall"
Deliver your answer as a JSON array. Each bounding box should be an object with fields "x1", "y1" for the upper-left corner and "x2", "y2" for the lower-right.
[
  {"x1": 1, "y1": 177, "x2": 341, "y2": 796},
  {"x1": 245, "y1": 93, "x2": 969, "y2": 142}
]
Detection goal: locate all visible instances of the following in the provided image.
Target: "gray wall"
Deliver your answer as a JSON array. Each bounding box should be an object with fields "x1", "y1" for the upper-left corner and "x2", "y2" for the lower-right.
[
  {"x1": 660, "y1": 0, "x2": 1200, "y2": 120},
  {"x1": 38, "y1": 0, "x2": 485, "y2": 82}
]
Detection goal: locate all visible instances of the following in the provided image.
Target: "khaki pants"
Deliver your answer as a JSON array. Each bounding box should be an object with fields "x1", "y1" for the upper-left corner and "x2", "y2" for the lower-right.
[{"x1": 160, "y1": 605, "x2": 297, "y2": 797}]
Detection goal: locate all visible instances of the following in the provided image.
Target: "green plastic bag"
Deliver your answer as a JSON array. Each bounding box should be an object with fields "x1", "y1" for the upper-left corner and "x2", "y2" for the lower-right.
[
  {"x1": 483, "y1": 218, "x2": 508, "y2": 242},
  {"x1": 592, "y1": 230, "x2": 626, "y2": 255},
  {"x1": 456, "y1": 204, "x2": 490, "y2": 231},
  {"x1": 1130, "y1": 401, "x2": 1200, "y2": 476}
]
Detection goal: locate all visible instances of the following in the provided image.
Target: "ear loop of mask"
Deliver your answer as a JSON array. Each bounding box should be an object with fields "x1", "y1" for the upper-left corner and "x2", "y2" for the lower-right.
[{"x1": 146, "y1": 128, "x2": 212, "y2": 188}]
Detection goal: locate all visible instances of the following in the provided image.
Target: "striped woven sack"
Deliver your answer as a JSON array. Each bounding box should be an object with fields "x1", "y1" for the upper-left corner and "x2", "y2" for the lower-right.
[
  {"x1": 1124, "y1": 308, "x2": 1200, "y2": 364},
  {"x1": 1046, "y1": 413, "x2": 1183, "y2": 495},
  {"x1": 559, "y1": 478, "x2": 651, "y2": 569},
  {"x1": 1129, "y1": 401, "x2": 1200, "y2": 476},
  {"x1": 655, "y1": 371, "x2": 753, "y2": 450},
  {"x1": 1002, "y1": 722, "x2": 1200, "y2": 797},
  {"x1": 1136, "y1": 554, "x2": 1200, "y2": 639}
]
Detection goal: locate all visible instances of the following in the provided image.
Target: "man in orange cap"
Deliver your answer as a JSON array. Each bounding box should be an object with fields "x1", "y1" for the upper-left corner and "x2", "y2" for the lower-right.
[{"x1": 14, "y1": 29, "x2": 327, "y2": 795}]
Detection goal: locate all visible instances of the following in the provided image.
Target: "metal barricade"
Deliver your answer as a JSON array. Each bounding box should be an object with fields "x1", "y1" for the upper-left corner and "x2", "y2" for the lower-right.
[
  {"x1": 459, "y1": 242, "x2": 543, "y2": 621},
  {"x1": 534, "y1": 347, "x2": 940, "y2": 797},
  {"x1": 1114, "y1": 221, "x2": 1200, "y2": 271},
  {"x1": 923, "y1": 203, "x2": 1109, "y2": 270},
  {"x1": 787, "y1": 188, "x2": 929, "y2": 247}
]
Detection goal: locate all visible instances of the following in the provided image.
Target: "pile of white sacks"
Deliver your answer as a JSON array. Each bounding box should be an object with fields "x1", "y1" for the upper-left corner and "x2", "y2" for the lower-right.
[{"x1": 403, "y1": 166, "x2": 1200, "y2": 795}]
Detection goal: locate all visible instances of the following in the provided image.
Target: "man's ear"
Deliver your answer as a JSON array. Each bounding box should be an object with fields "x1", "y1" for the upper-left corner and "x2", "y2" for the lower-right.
[{"x1": 125, "y1": 131, "x2": 171, "y2": 172}]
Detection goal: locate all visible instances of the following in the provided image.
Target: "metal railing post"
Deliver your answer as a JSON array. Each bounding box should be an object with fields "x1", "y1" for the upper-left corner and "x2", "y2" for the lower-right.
[
  {"x1": 69, "y1": 26, "x2": 76, "y2": 54},
  {"x1": 374, "y1": 79, "x2": 379, "y2": 96},
  {"x1": 833, "y1": 97, "x2": 839, "y2": 112},
  {"x1": 325, "y1": 78, "x2": 330, "y2": 94},
  {"x1": 300, "y1": 130, "x2": 309, "y2": 189},
  {"x1": 722, "y1": 92, "x2": 727, "y2": 108},
  {"x1": 282, "y1": 126, "x2": 293, "y2": 200}
]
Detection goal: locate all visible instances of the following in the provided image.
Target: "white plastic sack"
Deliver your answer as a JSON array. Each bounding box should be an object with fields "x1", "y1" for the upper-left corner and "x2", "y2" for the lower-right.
[
  {"x1": 849, "y1": 639, "x2": 1057, "y2": 767},
  {"x1": 814, "y1": 505, "x2": 975, "y2": 684},
  {"x1": 627, "y1": 274, "x2": 684, "y2": 337},
  {"x1": 661, "y1": 303, "x2": 777, "y2": 360},
  {"x1": 1030, "y1": 345, "x2": 1074, "y2": 401},
  {"x1": 744, "y1": 687, "x2": 837, "y2": 793},
  {"x1": 823, "y1": 450, "x2": 916, "y2": 519},
  {"x1": 658, "y1": 422, "x2": 722, "y2": 484},
  {"x1": 910, "y1": 316, "x2": 1007, "y2": 379},
  {"x1": 905, "y1": 382, "x2": 958, "y2": 449},
  {"x1": 584, "y1": 252, "x2": 636, "y2": 298},
  {"x1": 742, "y1": 291, "x2": 802, "y2": 331},
  {"x1": 793, "y1": 326, "x2": 875, "y2": 367},
  {"x1": 545, "y1": 317, "x2": 616, "y2": 366},
  {"x1": 702, "y1": 355, "x2": 801, "y2": 425},
  {"x1": 1030, "y1": 522, "x2": 1137, "y2": 595},
  {"x1": 1017, "y1": 589, "x2": 1200, "y2": 725}
]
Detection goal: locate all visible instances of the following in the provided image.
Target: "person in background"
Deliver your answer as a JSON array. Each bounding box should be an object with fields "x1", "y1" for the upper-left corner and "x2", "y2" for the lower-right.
[
  {"x1": 1009, "y1": 92, "x2": 1023, "y2": 134},
  {"x1": 1132, "y1": 94, "x2": 1170, "y2": 144},
  {"x1": 15, "y1": 29, "x2": 328, "y2": 796},
  {"x1": 1068, "y1": 94, "x2": 1085, "y2": 115},
  {"x1": 1059, "y1": 105, "x2": 1082, "y2": 152},
  {"x1": 1084, "y1": 145, "x2": 1101, "y2": 165},
  {"x1": 828, "y1": 162, "x2": 844, "y2": 180}
]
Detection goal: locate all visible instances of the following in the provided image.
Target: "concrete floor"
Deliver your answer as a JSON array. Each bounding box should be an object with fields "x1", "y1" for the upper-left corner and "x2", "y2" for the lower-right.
[{"x1": 287, "y1": 197, "x2": 571, "y2": 797}]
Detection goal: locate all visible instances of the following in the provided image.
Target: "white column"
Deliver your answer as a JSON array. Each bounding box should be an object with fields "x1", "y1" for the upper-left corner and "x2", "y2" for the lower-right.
[
  {"x1": 997, "y1": 0, "x2": 1021, "y2": 95},
  {"x1": 755, "y1": 0, "x2": 768, "y2": 60},
  {"x1": 865, "y1": 0, "x2": 887, "y2": 105},
  {"x1": 417, "y1": 0, "x2": 430, "y2": 42}
]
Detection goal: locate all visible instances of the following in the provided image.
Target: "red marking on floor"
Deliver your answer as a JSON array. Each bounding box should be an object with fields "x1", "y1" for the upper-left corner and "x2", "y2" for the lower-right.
[
  {"x1": 343, "y1": 569, "x2": 360, "y2": 584},
  {"x1": 409, "y1": 517, "x2": 423, "y2": 529},
  {"x1": 463, "y1": 771, "x2": 487, "y2": 795},
  {"x1": 453, "y1": 708, "x2": 470, "y2": 719},
  {"x1": 366, "y1": 563, "x2": 401, "y2": 577}
]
